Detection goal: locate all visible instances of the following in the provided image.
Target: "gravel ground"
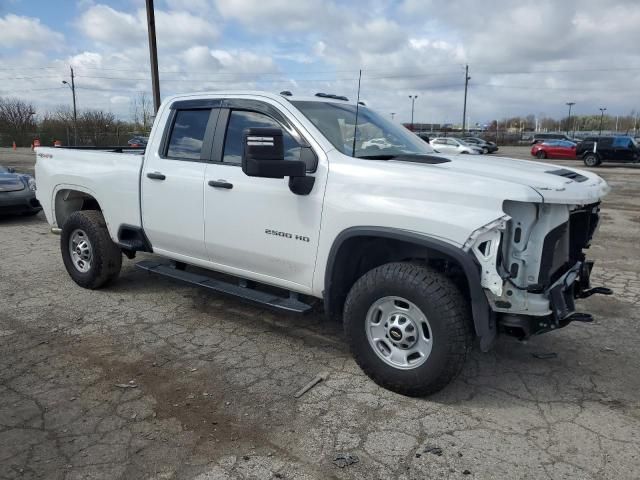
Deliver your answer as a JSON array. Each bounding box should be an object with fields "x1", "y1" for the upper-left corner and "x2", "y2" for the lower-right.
[{"x1": 1, "y1": 147, "x2": 639, "y2": 479}]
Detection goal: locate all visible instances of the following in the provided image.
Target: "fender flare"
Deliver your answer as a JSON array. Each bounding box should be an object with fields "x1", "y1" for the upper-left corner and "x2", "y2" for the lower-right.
[{"x1": 324, "y1": 226, "x2": 497, "y2": 351}]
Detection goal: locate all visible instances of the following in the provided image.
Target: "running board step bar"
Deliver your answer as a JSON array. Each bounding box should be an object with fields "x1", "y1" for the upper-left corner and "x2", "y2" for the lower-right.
[{"x1": 135, "y1": 260, "x2": 312, "y2": 314}]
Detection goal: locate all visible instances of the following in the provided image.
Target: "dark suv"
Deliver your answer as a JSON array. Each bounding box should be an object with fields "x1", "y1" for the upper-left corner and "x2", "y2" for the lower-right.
[{"x1": 576, "y1": 136, "x2": 640, "y2": 167}]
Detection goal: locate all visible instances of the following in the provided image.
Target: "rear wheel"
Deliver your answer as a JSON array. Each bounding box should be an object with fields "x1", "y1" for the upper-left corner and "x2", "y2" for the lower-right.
[
  {"x1": 343, "y1": 262, "x2": 473, "y2": 397},
  {"x1": 61, "y1": 210, "x2": 122, "y2": 289},
  {"x1": 536, "y1": 150, "x2": 547, "y2": 159},
  {"x1": 583, "y1": 153, "x2": 601, "y2": 167}
]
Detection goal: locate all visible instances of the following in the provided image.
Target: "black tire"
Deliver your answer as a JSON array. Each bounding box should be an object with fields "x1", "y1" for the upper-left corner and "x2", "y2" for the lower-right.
[
  {"x1": 583, "y1": 153, "x2": 601, "y2": 167},
  {"x1": 343, "y1": 262, "x2": 473, "y2": 397},
  {"x1": 482, "y1": 147, "x2": 489, "y2": 154},
  {"x1": 536, "y1": 150, "x2": 547, "y2": 159},
  {"x1": 60, "y1": 210, "x2": 122, "y2": 289}
]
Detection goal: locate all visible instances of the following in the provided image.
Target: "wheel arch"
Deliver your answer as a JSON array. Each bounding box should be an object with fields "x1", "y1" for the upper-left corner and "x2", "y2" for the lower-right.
[
  {"x1": 53, "y1": 186, "x2": 104, "y2": 228},
  {"x1": 324, "y1": 227, "x2": 496, "y2": 350}
]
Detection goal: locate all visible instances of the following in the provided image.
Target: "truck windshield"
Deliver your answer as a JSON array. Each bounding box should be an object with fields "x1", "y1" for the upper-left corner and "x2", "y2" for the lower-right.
[{"x1": 291, "y1": 101, "x2": 437, "y2": 158}]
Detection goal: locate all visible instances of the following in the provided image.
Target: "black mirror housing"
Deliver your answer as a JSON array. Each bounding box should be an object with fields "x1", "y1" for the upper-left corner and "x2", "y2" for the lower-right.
[{"x1": 242, "y1": 127, "x2": 305, "y2": 179}]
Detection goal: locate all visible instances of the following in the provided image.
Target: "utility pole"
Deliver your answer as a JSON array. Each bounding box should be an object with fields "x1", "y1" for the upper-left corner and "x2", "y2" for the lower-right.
[
  {"x1": 599, "y1": 107, "x2": 607, "y2": 135},
  {"x1": 565, "y1": 102, "x2": 575, "y2": 137},
  {"x1": 145, "y1": 0, "x2": 161, "y2": 113},
  {"x1": 62, "y1": 66, "x2": 78, "y2": 145},
  {"x1": 462, "y1": 64, "x2": 470, "y2": 133},
  {"x1": 408, "y1": 95, "x2": 418, "y2": 130},
  {"x1": 390, "y1": 112, "x2": 396, "y2": 120}
]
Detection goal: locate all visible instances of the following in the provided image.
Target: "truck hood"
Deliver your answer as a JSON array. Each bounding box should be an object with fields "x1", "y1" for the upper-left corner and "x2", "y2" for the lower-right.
[{"x1": 432, "y1": 154, "x2": 609, "y2": 204}]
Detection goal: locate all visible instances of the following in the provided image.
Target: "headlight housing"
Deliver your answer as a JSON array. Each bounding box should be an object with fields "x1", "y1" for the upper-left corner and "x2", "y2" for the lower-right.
[{"x1": 27, "y1": 177, "x2": 37, "y2": 191}]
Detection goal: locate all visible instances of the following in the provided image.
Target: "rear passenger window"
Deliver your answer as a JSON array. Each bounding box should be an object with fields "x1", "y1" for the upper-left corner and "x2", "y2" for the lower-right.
[
  {"x1": 613, "y1": 137, "x2": 631, "y2": 148},
  {"x1": 166, "y1": 109, "x2": 211, "y2": 160}
]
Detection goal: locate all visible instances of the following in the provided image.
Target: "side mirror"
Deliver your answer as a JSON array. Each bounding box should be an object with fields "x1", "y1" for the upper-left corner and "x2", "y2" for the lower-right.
[
  {"x1": 7, "y1": 167, "x2": 16, "y2": 173},
  {"x1": 241, "y1": 127, "x2": 315, "y2": 195},
  {"x1": 242, "y1": 127, "x2": 305, "y2": 179}
]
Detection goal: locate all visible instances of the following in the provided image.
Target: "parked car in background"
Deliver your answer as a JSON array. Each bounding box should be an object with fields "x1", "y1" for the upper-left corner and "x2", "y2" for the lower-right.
[
  {"x1": 429, "y1": 137, "x2": 483, "y2": 155},
  {"x1": 530, "y1": 140, "x2": 577, "y2": 159},
  {"x1": 0, "y1": 165, "x2": 41, "y2": 216},
  {"x1": 127, "y1": 136, "x2": 149, "y2": 147},
  {"x1": 460, "y1": 136, "x2": 499, "y2": 154},
  {"x1": 531, "y1": 133, "x2": 573, "y2": 145},
  {"x1": 575, "y1": 136, "x2": 640, "y2": 166},
  {"x1": 361, "y1": 137, "x2": 394, "y2": 150}
]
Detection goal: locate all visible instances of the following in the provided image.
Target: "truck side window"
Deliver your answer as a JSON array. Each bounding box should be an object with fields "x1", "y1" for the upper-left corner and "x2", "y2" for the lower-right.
[
  {"x1": 223, "y1": 110, "x2": 301, "y2": 165},
  {"x1": 166, "y1": 109, "x2": 211, "y2": 161}
]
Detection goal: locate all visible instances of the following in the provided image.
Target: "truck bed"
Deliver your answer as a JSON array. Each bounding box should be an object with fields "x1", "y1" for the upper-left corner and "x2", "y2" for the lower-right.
[{"x1": 35, "y1": 146, "x2": 145, "y2": 239}]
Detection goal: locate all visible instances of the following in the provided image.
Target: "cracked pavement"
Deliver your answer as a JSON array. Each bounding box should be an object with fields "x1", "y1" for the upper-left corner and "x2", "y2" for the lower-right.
[{"x1": 1, "y1": 147, "x2": 639, "y2": 479}]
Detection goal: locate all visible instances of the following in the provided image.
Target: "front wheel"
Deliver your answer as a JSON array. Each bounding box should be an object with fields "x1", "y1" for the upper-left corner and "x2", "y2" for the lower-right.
[
  {"x1": 343, "y1": 262, "x2": 473, "y2": 396},
  {"x1": 583, "y1": 153, "x2": 601, "y2": 167},
  {"x1": 61, "y1": 210, "x2": 122, "y2": 289},
  {"x1": 536, "y1": 150, "x2": 547, "y2": 159}
]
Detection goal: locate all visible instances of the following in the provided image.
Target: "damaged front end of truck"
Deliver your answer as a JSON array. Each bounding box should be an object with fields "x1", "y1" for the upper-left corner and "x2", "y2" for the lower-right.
[{"x1": 465, "y1": 170, "x2": 612, "y2": 342}]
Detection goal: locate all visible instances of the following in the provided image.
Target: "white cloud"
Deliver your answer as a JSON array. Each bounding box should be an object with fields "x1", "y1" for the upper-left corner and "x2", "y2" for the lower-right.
[
  {"x1": 0, "y1": 14, "x2": 64, "y2": 49},
  {"x1": 215, "y1": 0, "x2": 340, "y2": 31},
  {"x1": 77, "y1": 4, "x2": 218, "y2": 49},
  {"x1": 77, "y1": 5, "x2": 143, "y2": 45}
]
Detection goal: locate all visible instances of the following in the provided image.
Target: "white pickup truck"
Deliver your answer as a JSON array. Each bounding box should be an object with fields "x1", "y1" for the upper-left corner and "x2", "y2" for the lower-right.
[{"x1": 36, "y1": 91, "x2": 612, "y2": 396}]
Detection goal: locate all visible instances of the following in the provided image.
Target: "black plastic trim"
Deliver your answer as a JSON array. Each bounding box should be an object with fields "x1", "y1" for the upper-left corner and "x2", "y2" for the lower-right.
[
  {"x1": 170, "y1": 98, "x2": 224, "y2": 110},
  {"x1": 324, "y1": 226, "x2": 495, "y2": 351},
  {"x1": 117, "y1": 224, "x2": 153, "y2": 252}
]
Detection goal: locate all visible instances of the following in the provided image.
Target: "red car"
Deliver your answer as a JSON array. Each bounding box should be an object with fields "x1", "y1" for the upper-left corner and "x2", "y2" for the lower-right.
[{"x1": 531, "y1": 140, "x2": 577, "y2": 159}]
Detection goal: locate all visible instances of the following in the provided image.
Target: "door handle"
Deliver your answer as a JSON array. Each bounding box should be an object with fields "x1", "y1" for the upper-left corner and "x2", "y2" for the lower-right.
[
  {"x1": 208, "y1": 179, "x2": 233, "y2": 189},
  {"x1": 147, "y1": 172, "x2": 166, "y2": 180}
]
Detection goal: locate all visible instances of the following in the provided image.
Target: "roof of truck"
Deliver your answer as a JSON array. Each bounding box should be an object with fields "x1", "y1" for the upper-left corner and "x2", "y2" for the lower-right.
[{"x1": 163, "y1": 90, "x2": 359, "y2": 106}]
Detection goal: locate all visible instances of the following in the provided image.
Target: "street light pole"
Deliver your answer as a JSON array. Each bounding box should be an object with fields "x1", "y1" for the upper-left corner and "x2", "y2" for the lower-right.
[
  {"x1": 599, "y1": 107, "x2": 607, "y2": 135},
  {"x1": 565, "y1": 102, "x2": 575, "y2": 137},
  {"x1": 390, "y1": 112, "x2": 396, "y2": 120},
  {"x1": 462, "y1": 64, "x2": 471, "y2": 133},
  {"x1": 62, "y1": 66, "x2": 78, "y2": 145},
  {"x1": 408, "y1": 95, "x2": 417, "y2": 130}
]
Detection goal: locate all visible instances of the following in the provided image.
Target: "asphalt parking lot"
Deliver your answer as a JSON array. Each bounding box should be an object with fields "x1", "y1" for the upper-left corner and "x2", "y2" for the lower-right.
[{"x1": 1, "y1": 147, "x2": 639, "y2": 479}]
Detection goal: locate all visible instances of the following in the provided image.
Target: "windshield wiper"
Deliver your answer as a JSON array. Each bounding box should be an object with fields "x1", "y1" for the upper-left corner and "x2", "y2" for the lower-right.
[{"x1": 357, "y1": 154, "x2": 399, "y2": 160}]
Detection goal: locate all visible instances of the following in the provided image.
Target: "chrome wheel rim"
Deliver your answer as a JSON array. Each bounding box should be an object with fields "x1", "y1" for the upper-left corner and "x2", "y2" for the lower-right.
[
  {"x1": 69, "y1": 229, "x2": 93, "y2": 273},
  {"x1": 366, "y1": 296, "x2": 433, "y2": 370}
]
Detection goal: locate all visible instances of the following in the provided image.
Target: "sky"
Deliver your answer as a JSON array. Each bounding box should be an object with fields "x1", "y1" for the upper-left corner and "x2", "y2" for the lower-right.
[{"x1": 1, "y1": 0, "x2": 639, "y2": 125}]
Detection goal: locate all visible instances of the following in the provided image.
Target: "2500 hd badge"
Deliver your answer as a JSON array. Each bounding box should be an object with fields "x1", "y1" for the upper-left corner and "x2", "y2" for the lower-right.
[{"x1": 265, "y1": 229, "x2": 310, "y2": 243}]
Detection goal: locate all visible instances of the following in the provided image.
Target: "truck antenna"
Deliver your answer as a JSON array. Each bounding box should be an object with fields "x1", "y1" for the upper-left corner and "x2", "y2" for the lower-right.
[{"x1": 351, "y1": 69, "x2": 362, "y2": 158}]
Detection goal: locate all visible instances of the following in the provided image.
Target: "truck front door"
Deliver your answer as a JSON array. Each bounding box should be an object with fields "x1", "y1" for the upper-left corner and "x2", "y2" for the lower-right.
[
  {"x1": 203, "y1": 99, "x2": 327, "y2": 293},
  {"x1": 142, "y1": 102, "x2": 219, "y2": 260}
]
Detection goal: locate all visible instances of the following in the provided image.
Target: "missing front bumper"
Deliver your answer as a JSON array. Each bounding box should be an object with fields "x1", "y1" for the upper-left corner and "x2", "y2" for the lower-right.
[{"x1": 499, "y1": 260, "x2": 613, "y2": 339}]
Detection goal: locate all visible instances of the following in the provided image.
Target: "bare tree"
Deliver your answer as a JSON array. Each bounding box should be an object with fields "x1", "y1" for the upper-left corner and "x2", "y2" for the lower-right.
[
  {"x1": 130, "y1": 92, "x2": 153, "y2": 133},
  {"x1": 0, "y1": 97, "x2": 37, "y2": 146},
  {"x1": 79, "y1": 110, "x2": 116, "y2": 146}
]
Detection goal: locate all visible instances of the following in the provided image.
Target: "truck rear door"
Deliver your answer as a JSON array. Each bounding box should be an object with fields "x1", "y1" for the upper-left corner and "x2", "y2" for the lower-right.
[{"x1": 141, "y1": 100, "x2": 220, "y2": 260}]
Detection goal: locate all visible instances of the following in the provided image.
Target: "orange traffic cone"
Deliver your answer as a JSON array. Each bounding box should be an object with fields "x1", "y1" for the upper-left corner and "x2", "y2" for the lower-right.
[{"x1": 12, "y1": 141, "x2": 16, "y2": 150}]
